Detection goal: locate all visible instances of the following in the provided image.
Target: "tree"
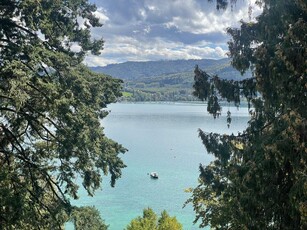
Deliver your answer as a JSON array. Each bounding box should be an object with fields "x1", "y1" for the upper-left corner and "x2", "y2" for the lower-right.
[
  {"x1": 70, "y1": 206, "x2": 108, "y2": 230},
  {"x1": 188, "y1": 0, "x2": 307, "y2": 229},
  {"x1": 125, "y1": 208, "x2": 183, "y2": 230},
  {"x1": 157, "y1": 210, "x2": 183, "y2": 230},
  {"x1": 0, "y1": 0, "x2": 126, "y2": 228}
]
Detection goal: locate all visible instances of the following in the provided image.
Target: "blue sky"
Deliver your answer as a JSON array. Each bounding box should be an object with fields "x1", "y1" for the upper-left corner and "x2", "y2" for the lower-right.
[{"x1": 85, "y1": 0, "x2": 261, "y2": 66}]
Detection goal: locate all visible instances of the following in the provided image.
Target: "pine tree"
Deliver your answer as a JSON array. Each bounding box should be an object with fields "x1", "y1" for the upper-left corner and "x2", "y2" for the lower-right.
[
  {"x1": 188, "y1": 0, "x2": 307, "y2": 229},
  {"x1": 0, "y1": 0, "x2": 126, "y2": 228},
  {"x1": 125, "y1": 208, "x2": 183, "y2": 230}
]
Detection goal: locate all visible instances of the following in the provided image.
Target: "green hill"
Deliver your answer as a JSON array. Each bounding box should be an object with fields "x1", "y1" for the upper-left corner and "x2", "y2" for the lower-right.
[{"x1": 91, "y1": 58, "x2": 251, "y2": 101}]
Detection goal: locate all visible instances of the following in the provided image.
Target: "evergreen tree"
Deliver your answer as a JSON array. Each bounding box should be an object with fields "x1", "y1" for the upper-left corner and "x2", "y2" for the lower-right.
[
  {"x1": 70, "y1": 206, "x2": 108, "y2": 230},
  {"x1": 188, "y1": 0, "x2": 307, "y2": 229},
  {"x1": 125, "y1": 208, "x2": 183, "y2": 230},
  {"x1": 0, "y1": 0, "x2": 126, "y2": 228}
]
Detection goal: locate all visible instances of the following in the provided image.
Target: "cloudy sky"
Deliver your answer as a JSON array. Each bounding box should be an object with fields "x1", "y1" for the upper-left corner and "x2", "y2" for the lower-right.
[{"x1": 85, "y1": 0, "x2": 261, "y2": 67}]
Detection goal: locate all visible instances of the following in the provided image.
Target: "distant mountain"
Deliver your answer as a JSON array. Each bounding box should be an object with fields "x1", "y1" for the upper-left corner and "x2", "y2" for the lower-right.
[
  {"x1": 90, "y1": 58, "x2": 249, "y2": 81},
  {"x1": 90, "y1": 58, "x2": 251, "y2": 102}
]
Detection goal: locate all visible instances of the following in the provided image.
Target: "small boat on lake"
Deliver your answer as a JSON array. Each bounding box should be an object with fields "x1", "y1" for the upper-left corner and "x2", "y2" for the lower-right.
[{"x1": 150, "y1": 172, "x2": 158, "y2": 179}]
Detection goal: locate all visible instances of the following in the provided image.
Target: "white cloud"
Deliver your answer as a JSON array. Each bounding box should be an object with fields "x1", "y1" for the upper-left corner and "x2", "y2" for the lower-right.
[
  {"x1": 85, "y1": 0, "x2": 262, "y2": 66},
  {"x1": 70, "y1": 43, "x2": 82, "y2": 52},
  {"x1": 85, "y1": 35, "x2": 228, "y2": 67},
  {"x1": 84, "y1": 56, "x2": 117, "y2": 67},
  {"x1": 163, "y1": 0, "x2": 261, "y2": 35},
  {"x1": 93, "y1": 8, "x2": 109, "y2": 24}
]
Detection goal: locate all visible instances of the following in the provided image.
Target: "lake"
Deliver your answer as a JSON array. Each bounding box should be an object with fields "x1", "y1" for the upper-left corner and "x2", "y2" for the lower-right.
[{"x1": 67, "y1": 102, "x2": 250, "y2": 229}]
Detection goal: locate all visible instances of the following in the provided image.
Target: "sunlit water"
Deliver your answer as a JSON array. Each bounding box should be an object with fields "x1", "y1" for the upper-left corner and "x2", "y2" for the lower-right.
[{"x1": 66, "y1": 102, "x2": 250, "y2": 229}]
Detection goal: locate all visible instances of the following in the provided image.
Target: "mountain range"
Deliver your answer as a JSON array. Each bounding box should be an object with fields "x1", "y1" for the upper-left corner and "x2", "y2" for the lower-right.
[
  {"x1": 91, "y1": 58, "x2": 249, "y2": 80},
  {"x1": 90, "y1": 58, "x2": 251, "y2": 101}
]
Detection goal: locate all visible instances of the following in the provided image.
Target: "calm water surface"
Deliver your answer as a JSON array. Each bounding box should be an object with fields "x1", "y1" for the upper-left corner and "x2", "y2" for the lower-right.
[{"x1": 67, "y1": 102, "x2": 249, "y2": 230}]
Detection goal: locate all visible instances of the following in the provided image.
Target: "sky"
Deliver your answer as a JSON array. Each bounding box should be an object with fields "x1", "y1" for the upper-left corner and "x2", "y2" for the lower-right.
[{"x1": 85, "y1": 0, "x2": 262, "y2": 67}]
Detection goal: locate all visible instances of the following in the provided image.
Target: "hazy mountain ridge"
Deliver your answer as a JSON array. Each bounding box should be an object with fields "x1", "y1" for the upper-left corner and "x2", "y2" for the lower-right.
[
  {"x1": 90, "y1": 58, "x2": 247, "y2": 80},
  {"x1": 90, "y1": 58, "x2": 251, "y2": 101}
]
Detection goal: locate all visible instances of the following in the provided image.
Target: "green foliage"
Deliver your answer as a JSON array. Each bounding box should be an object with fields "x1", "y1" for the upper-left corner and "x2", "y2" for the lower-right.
[
  {"x1": 0, "y1": 0, "x2": 126, "y2": 228},
  {"x1": 188, "y1": 0, "x2": 307, "y2": 229},
  {"x1": 125, "y1": 208, "x2": 183, "y2": 230},
  {"x1": 122, "y1": 91, "x2": 133, "y2": 97},
  {"x1": 157, "y1": 210, "x2": 183, "y2": 230},
  {"x1": 100, "y1": 59, "x2": 251, "y2": 102},
  {"x1": 91, "y1": 57, "x2": 254, "y2": 102},
  {"x1": 91, "y1": 59, "x2": 232, "y2": 80},
  {"x1": 70, "y1": 206, "x2": 108, "y2": 230}
]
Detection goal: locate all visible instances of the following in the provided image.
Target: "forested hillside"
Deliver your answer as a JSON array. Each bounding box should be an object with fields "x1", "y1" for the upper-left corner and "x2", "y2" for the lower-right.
[{"x1": 91, "y1": 58, "x2": 251, "y2": 101}]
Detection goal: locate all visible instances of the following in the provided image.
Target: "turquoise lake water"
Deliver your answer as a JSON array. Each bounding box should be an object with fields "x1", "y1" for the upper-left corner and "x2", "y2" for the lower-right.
[{"x1": 66, "y1": 102, "x2": 250, "y2": 230}]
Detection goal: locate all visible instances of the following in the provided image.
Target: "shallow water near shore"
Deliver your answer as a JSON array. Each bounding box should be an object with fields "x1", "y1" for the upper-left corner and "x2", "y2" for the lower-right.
[{"x1": 66, "y1": 102, "x2": 249, "y2": 229}]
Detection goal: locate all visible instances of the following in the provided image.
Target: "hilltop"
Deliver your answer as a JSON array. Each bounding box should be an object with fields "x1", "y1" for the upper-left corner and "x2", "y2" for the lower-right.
[{"x1": 91, "y1": 58, "x2": 251, "y2": 101}]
